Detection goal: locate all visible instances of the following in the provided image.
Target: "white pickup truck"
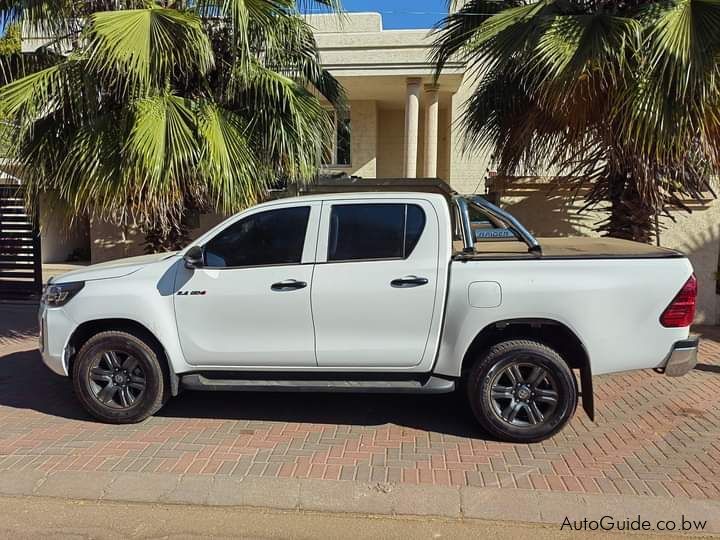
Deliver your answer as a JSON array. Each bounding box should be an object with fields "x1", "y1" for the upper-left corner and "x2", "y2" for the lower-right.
[{"x1": 39, "y1": 185, "x2": 699, "y2": 443}]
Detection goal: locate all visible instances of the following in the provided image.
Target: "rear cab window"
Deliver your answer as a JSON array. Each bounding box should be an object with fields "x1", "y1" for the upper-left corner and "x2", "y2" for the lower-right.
[{"x1": 327, "y1": 203, "x2": 426, "y2": 262}]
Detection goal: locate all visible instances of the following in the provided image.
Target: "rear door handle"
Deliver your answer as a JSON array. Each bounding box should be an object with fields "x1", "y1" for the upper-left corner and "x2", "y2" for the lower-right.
[
  {"x1": 391, "y1": 275, "x2": 429, "y2": 288},
  {"x1": 271, "y1": 279, "x2": 307, "y2": 291}
]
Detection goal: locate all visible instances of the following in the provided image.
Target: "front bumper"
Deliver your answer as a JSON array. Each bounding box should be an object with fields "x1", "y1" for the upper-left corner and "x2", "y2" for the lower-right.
[
  {"x1": 38, "y1": 303, "x2": 75, "y2": 377},
  {"x1": 662, "y1": 338, "x2": 699, "y2": 377}
]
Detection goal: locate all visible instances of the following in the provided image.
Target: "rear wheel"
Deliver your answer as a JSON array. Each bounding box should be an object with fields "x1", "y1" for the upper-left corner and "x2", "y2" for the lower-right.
[
  {"x1": 467, "y1": 339, "x2": 577, "y2": 443},
  {"x1": 72, "y1": 331, "x2": 166, "y2": 423}
]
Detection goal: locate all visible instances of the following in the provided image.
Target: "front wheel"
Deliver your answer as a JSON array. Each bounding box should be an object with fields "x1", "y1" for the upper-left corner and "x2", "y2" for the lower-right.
[
  {"x1": 467, "y1": 339, "x2": 577, "y2": 443},
  {"x1": 72, "y1": 331, "x2": 166, "y2": 423}
]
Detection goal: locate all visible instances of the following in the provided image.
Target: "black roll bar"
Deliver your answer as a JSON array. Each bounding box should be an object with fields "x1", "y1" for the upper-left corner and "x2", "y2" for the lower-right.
[{"x1": 453, "y1": 195, "x2": 542, "y2": 255}]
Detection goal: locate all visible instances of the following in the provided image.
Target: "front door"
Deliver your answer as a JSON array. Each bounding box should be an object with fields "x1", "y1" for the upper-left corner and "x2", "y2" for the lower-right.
[
  {"x1": 311, "y1": 199, "x2": 439, "y2": 368},
  {"x1": 174, "y1": 202, "x2": 319, "y2": 367}
]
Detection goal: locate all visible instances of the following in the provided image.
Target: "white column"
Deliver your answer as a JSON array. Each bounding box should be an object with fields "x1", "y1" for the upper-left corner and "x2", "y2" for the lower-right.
[
  {"x1": 403, "y1": 78, "x2": 422, "y2": 178},
  {"x1": 423, "y1": 83, "x2": 440, "y2": 178}
]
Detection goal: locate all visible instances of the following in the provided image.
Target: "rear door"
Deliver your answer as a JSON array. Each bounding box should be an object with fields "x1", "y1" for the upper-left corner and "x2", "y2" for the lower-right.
[{"x1": 311, "y1": 198, "x2": 440, "y2": 368}]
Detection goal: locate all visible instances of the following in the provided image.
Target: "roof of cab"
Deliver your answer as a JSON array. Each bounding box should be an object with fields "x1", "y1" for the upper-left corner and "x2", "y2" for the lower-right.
[
  {"x1": 255, "y1": 190, "x2": 450, "y2": 209},
  {"x1": 255, "y1": 176, "x2": 456, "y2": 209}
]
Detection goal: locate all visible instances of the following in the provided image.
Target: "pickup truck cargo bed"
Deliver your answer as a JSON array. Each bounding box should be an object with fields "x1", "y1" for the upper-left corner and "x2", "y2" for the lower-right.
[{"x1": 453, "y1": 237, "x2": 683, "y2": 260}]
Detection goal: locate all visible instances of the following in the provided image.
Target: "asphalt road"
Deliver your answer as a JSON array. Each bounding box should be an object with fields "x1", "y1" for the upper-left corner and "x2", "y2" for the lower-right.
[{"x1": 0, "y1": 495, "x2": 715, "y2": 539}]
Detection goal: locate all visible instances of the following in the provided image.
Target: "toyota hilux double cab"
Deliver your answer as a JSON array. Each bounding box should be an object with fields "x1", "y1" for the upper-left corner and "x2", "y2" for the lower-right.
[{"x1": 39, "y1": 182, "x2": 699, "y2": 443}]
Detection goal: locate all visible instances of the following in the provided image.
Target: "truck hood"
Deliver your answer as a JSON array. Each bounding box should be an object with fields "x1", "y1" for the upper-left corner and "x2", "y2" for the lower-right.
[{"x1": 52, "y1": 252, "x2": 178, "y2": 284}]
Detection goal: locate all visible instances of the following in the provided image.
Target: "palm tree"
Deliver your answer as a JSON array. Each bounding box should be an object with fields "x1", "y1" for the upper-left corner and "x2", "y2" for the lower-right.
[
  {"x1": 0, "y1": 0, "x2": 344, "y2": 247},
  {"x1": 433, "y1": 0, "x2": 720, "y2": 243}
]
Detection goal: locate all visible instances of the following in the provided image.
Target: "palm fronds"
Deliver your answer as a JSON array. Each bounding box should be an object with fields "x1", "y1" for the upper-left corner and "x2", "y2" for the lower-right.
[
  {"x1": 0, "y1": 0, "x2": 343, "y2": 233},
  {"x1": 86, "y1": 8, "x2": 215, "y2": 93},
  {"x1": 433, "y1": 0, "x2": 720, "y2": 242}
]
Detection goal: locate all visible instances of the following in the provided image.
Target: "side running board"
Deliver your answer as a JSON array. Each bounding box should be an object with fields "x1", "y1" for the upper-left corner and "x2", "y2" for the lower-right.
[{"x1": 180, "y1": 374, "x2": 455, "y2": 394}]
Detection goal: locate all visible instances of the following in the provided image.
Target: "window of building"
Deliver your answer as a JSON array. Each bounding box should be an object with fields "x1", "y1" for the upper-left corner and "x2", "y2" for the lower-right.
[
  {"x1": 322, "y1": 109, "x2": 351, "y2": 166},
  {"x1": 204, "y1": 206, "x2": 310, "y2": 268},
  {"x1": 328, "y1": 204, "x2": 426, "y2": 262}
]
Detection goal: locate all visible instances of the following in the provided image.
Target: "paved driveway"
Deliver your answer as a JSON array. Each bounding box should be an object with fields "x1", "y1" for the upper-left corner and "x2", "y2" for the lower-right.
[{"x1": 1, "y1": 303, "x2": 719, "y2": 501}]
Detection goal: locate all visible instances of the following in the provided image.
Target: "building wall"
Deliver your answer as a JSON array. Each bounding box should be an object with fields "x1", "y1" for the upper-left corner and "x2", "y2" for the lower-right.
[
  {"x1": 494, "y1": 179, "x2": 600, "y2": 237},
  {"x1": 331, "y1": 97, "x2": 450, "y2": 181},
  {"x1": 39, "y1": 195, "x2": 90, "y2": 263},
  {"x1": 349, "y1": 100, "x2": 378, "y2": 178},
  {"x1": 321, "y1": 100, "x2": 377, "y2": 178},
  {"x1": 306, "y1": 12, "x2": 383, "y2": 34},
  {"x1": 438, "y1": 107, "x2": 451, "y2": 182},
  {"x1": 376, "y1": 108, "x2": 404, "y2": 178},
  {"x1": 376, "y1": 105, "x2": 451, "y2": 180},
  {"x1": 90, "y1": 220, "x2": 145, "y2": 264},
  {"x1": 448, "y1": 75, "x2": 493, "y2": 194},
  {"x1": 90, "y1": 213, "x2": 227, "y2": 264}
]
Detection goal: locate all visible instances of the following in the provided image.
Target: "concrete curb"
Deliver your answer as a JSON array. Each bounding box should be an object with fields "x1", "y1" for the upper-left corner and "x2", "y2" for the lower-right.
[{"x1": 1, "y1": 470, "x2": 718, "y2": 532}]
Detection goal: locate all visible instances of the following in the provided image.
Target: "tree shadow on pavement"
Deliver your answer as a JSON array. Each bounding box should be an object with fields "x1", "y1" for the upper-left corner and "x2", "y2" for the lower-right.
[
  {"x1": 158, "y1": 389, "x2": 485, "y2": 439},
  {"x1": 0, "y1": 303, "x2": 38, "y2": 348},
  {"x1": 0, "y1": 349, "x2": 90, "y2": 421},
  {"x1": 0, "y1": 347, "x2": 487, "y2": 438}
]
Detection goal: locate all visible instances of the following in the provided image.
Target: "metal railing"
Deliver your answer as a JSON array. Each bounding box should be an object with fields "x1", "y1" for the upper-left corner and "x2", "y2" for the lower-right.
[{"x1": 453, "y1": 195, "x2": 542, "y2": 255}]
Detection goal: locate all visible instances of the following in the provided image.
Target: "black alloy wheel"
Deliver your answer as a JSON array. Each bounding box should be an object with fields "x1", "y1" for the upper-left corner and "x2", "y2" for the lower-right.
[
  {"x1": 467, "y1": 339, "x2": 578, "y2": 443},
  {"x1": 72, "y1": 331, "x2": 167, "y2": 423}
]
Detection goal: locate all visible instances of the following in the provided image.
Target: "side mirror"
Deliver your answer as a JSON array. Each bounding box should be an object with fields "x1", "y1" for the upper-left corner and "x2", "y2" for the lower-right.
[{"x1": 183, "y1": 245, "x2": 204, "y2": 269}]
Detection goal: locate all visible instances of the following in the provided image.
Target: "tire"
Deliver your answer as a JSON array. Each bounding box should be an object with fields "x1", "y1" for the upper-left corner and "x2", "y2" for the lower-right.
[
  {"x1": 72, "y1": 331, "x2": 167, "y2": 424},
  {"x1": 466, "y1": 339, "x2": 577, "y2": 443}
]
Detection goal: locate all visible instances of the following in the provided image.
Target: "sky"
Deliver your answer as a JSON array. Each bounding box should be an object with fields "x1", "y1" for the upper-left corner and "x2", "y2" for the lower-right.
[
  {"x1": 0, "y1": 2, "x2": 448, "y2": 37},
  {"x1": 306, "y1": 0, "x2": 448, "y2": 30}
]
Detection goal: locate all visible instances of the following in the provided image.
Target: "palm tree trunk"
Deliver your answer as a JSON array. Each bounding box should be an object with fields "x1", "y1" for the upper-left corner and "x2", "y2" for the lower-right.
[{"x1": 604, "y1": 174, "x2": 656, "y2": 244}]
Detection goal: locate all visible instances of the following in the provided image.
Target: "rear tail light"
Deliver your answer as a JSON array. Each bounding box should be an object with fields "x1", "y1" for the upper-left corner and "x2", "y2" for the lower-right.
[{"x1": 660, "y1": 274, "x2": 697, "y2": 328}]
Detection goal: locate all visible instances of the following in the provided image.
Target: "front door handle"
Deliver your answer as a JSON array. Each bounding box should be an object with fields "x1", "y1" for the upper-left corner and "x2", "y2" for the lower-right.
[
  {"x1": 271, "y1": 279, "x2": 307, "y2": 291},
  {"x1": 391, "y1": 275, "x2": 429, "y2": 288}
]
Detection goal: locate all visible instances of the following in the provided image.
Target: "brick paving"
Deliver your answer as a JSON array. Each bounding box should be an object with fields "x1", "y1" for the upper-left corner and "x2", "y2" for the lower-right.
[{"x1": 0, "y1": 304, "x2": 719, "y2": 501}]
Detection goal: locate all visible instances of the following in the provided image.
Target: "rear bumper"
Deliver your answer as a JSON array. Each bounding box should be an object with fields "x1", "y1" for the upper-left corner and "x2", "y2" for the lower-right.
[{"x1": 662, "y1": 338, "x2": 699, "y2": 377}]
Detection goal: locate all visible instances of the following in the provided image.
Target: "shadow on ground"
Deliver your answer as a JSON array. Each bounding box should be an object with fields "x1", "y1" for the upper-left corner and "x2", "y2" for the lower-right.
[
  {"x1": 0, "y1": 349, "x2": 88, "y2": 421},
  {"x1": 0, "y1": 303, "x2": 38, "y2": 347},
  {"x1": 696, "y1": 363, "x2": 720, "y2": 373},
  {"x1": 0, "y1": 347, "x2": 485, "y2": 438},
  {"x1": 161, "y1": 388, "x2": 482, "y2": 438},
  {"x1": 1, "y1": 341, "x2": 718, "y2": 438}
]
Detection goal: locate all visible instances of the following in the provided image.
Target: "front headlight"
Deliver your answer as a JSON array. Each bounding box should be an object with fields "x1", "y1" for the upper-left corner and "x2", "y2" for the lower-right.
[{"x1": 41, "y1": 281, "x2": 85, "y2": 307}]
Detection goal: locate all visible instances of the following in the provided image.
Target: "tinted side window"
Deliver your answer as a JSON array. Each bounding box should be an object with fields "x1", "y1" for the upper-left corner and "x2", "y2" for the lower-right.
[
  {"x1": 328, "y1": 204, "x2": 426, "y2": 262},
  {"x1": 405, "y1": 204, "x2": 425, "y2": 256},
  {"x1": 204, "y1": 207, "x2": 310, "y2": 268}
]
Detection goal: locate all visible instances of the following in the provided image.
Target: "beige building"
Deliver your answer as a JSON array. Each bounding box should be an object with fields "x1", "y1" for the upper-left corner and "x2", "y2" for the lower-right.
[
  {"x1": 308, "y1": 12, "x2": 490, "y2": 191},
  {"x1": 32, "y1": 12, "x2": 720, "y2": 323}
]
